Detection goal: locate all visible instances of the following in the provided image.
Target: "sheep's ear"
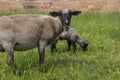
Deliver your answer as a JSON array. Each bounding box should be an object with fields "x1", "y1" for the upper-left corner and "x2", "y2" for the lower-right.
[
  {"x1": 71, "y1": 11, "x2": 81, "y2": 16},
  {"x1": 49, "y1": 12, "x2": 59, "y2": 17}
]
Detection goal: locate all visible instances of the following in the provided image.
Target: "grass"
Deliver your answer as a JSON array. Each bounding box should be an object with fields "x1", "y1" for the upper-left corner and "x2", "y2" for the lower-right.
[{"x1": 0, "y1": 11, "x2": 120, "y2": 80}]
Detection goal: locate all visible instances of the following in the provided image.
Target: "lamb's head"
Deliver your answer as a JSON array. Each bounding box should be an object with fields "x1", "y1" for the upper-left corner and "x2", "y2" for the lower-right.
[{"x1": 49, "y1": 9, "x2": 81, "y2": 31}]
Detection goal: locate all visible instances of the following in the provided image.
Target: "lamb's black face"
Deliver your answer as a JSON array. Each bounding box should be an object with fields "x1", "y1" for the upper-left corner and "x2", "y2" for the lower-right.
[{"x1": 49, "y1": 9, "x2": 81, "y2": 31}]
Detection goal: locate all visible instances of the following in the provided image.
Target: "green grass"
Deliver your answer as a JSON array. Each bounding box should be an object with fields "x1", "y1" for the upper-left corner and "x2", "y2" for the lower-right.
[{"x1": 0, "y1": 11, "x2": 120, "y2": 80}]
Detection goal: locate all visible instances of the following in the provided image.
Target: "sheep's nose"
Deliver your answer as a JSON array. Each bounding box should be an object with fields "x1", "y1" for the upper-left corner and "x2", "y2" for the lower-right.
[{"x1": 65, "y1": 20, "x2": 69, "y2": 24}]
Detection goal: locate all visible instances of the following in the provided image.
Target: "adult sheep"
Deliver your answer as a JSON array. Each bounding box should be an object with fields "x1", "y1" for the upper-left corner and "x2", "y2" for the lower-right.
[{"x1": 0, "y1": 9, "x2": 81, "y2": 70}]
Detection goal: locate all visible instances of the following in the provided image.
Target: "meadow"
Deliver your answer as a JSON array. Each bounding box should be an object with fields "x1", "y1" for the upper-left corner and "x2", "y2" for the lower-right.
[{"x1": 0, "y1": 11, "x2": 120, "y2": 80}]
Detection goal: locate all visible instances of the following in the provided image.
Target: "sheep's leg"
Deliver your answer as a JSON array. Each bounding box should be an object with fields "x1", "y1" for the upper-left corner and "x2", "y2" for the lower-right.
[
  {"x1": 0, "y1": 45, "x2": 5, "y2": 52},
  {"x1": 2, "y1": 42, "x2": 16, "y2": 68},
  {"x1": 67, "y1": 41, "x2": 71, "y2": 51},
  {"x1": 3, "y1": 42, "x2": 23, "y2": 76},
  {"x1": 6, "y1": 50, "x2": 16, "y2": 69},
  {"x1": 50, "y1": 44, "x2": 55, "y2": 53},
  {"x1": 50, "y1": 39, "x2": 58, "y2": 53},
  {"x1": 38, "y1": 41, "x2": 46, "y2": 66},
  {"x1": 72, "y1": 42, "x2": 77, "y2": 53},
  {"x1": 2, "y1": 42, "x2": 17, "y2": 75},
  {"x1": 6, "y1": 49, "x2": 21, "y2": 75}
]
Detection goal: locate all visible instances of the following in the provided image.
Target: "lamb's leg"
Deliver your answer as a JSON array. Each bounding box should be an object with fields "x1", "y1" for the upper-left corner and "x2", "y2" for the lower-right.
[
  {"x1": 72, "y1": 42, "x2": 77, "y2": 53},
  {"x1": 67, "y1": 41, "x2": 71, "y2": 51}
]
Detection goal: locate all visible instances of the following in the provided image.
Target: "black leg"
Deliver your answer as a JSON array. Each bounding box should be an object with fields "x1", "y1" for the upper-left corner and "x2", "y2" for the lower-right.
[
  {"x1": 50, "y1": 44, "x2": 55, "y2": 53},
  {"x1": 72, "y1": 42, "x2": 77, "y2": 53},
  {"x1": 50, "y1": 39, "x2": 58, "y2": 53},
  {"x1": 50, "y1": 43, "x2": 57, "y2": 53},
  {"x1": 67, "y1": 41, "x2": 71, "y2": 51}
]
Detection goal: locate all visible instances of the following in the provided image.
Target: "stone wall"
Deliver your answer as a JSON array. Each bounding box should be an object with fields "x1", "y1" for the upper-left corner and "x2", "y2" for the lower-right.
[{"x1": 0, "y1": 0, "x2": 120, "y2": 12}]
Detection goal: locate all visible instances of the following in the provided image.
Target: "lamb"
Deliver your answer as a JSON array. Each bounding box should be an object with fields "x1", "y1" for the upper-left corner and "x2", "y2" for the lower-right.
[
  {"x1": 50, "y1": 28, "x2": 89, "y2": 53},
  {"x1": 0, "y1": 9, "x2": 81, "y2": 71}
]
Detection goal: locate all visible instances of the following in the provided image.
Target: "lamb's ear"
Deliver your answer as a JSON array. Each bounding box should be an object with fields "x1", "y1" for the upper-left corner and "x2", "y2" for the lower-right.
[
  {"x1": 71, "y1": 11, "x2": 81, "y2": 16},
  {"x1": 49, "y1": 12, "x2": 59, "y2": 17}
]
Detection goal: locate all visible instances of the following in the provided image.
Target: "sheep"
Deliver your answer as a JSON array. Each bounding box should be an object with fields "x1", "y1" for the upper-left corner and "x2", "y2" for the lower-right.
[
  {"x1": 0, "y1": 9, "x2": 81, "y2": 71},
  {"x1": 50, "y1": 28, "x2": 89, "y2": 53}
]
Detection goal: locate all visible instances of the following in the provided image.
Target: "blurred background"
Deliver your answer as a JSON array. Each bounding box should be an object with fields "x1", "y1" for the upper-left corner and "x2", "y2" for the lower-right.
[{"x1": 0, "y1": 0, "x2": 120, "y2": 12}]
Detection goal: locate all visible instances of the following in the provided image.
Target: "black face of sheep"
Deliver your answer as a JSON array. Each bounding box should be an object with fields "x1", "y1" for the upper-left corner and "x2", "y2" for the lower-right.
[{"x1": 49, "y1": 9, "x2": 81, "y2": 31}]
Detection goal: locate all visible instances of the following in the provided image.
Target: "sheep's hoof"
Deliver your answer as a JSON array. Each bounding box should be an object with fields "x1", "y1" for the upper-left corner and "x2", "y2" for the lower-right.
[{"x1": 39, "y1": 64, "x2": 45, "y2": 73}]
